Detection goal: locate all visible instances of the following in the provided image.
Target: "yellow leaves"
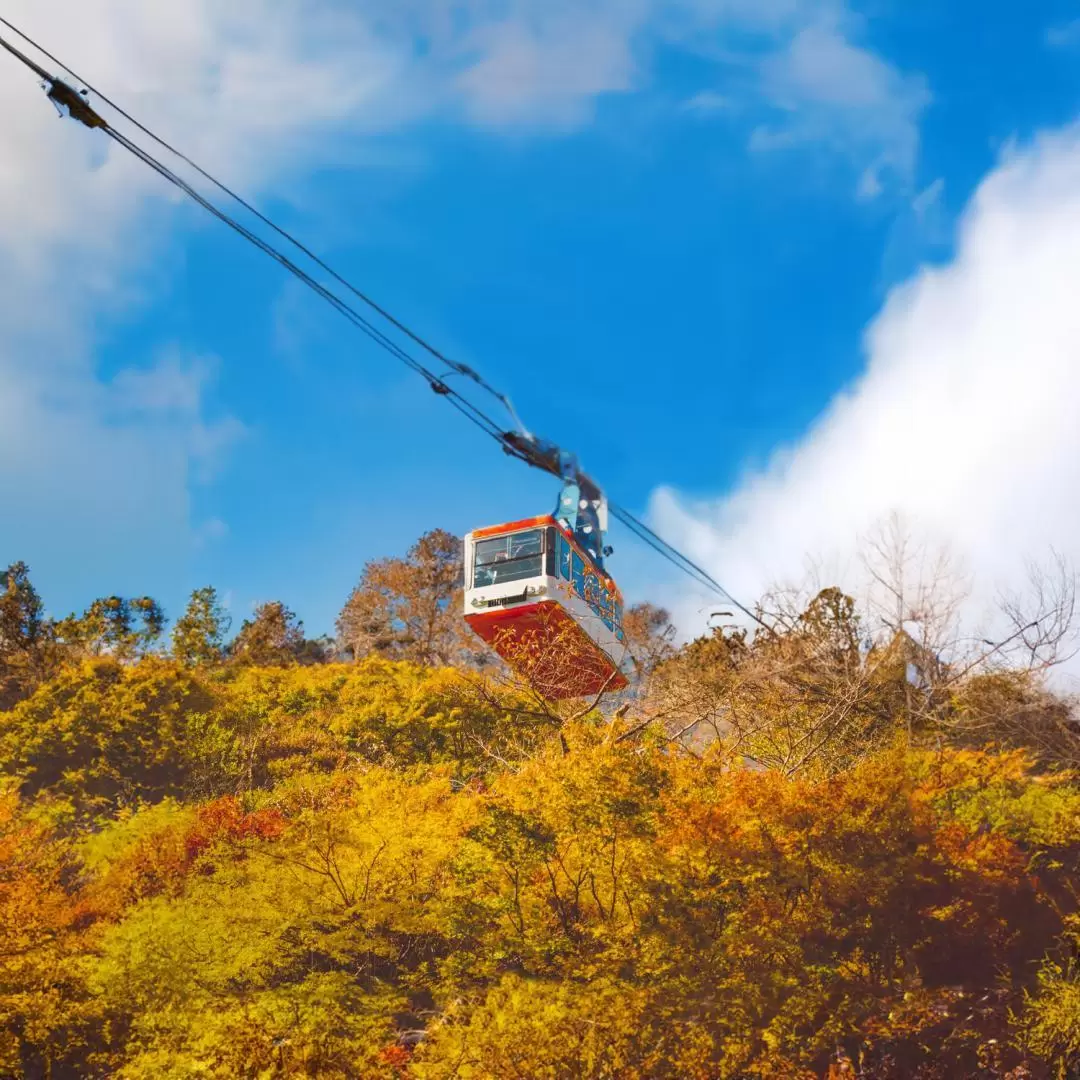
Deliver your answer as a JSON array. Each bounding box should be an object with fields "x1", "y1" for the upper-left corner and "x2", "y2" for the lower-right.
[
  {"x1": 4, "y1": 649, "x2": 1080, "y2": 1077},
  {"x1": 85, "y1": 767, "x2": 472, "y2": 1077},
  {"x1": 110, "y1": 972, "x2": 404, "y2": 1079},
  {"x1": 0, "y1": 657, "x2": 211, "y2": 817},
  {"x1": 910, "y1": 744, "x2": 1080, "y2": 852},
  {"x1": 1019, "y1": 957, "x2": 1080, "y2": 1076},
  {"x1": 410, "y1": 976, "x2": 702, "y2": 1079},
  {"x1": 191, "y1": 659, "x2": 544, "y2": 793},
  {"x1": 269, "y1": 766, "x2": 479, "y2": 924}
]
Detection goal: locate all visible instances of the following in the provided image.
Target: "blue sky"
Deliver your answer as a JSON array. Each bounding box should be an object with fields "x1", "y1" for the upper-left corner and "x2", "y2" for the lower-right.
[{"x1": 4, "y1": 0, "x2": 1080, "y2": 642}]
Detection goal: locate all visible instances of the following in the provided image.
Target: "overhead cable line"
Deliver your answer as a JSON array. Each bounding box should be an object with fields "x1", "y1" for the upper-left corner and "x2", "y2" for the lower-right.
[
  {"x1": 608, "y1": 504, "x2": 768, "y2": 630},
  {"x1": 0, "y1": 13, "x2": 525, "y2": 429},
  {"x1": 104, "y1": 125, "x2": 509, "y2": 445},
  {"x1": 0, "y1": 19, "x2": 772, "y2": 634}
]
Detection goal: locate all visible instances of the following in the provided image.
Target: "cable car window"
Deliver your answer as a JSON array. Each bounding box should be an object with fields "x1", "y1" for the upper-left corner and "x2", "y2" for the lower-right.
[
  {"x1": 584, "y1": 573, "x2": 599, "y2": 608},
  {"x1": 474, "y1": 530, "x2": 544, "y2": 587}
]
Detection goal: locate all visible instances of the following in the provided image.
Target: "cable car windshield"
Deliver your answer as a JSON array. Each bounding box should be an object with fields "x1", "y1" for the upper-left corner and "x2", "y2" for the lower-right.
[{"x1": 474, "y1": 529, "x2": 544, "y2": 587}]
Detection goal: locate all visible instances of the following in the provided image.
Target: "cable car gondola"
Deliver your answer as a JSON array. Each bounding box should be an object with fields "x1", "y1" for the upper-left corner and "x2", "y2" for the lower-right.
[{"x1": 464, "y1": 462, "x2": 631, "y2": 700}]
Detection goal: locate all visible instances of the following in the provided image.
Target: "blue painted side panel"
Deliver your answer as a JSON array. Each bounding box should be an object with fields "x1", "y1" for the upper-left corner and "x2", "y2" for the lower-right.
[
  {"x1": 562, "y1": 535, "x2": 623, "y2": 639},
  {"x1": 558, "y1": 534, "x2": 572, "y2": 580}
]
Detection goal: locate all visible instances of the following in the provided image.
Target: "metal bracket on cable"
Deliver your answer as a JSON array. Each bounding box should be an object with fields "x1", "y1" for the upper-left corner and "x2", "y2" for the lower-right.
[
  {"x1": 501, "y1": 430, "x2": 612, "y2": 572},
  {"x1": 435, "y1": 361, "x2": 530, "y2": 438},
  {"x1": 0, "y1": 33, "x2": 106, "y2": 130},
  {"x1": 45, "y1": 78, "x2": 107, "y2": 129}
]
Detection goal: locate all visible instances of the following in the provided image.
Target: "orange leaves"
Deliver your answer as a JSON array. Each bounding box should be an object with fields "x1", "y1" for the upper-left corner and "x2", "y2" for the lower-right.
[
  {"x1": 81, "y1": 797, "x2": 288, "y2": 919},
  {"x1": 931, "y1": 820, "x2": 1027, "y2": 881},
  {"x1": 598, "y1": 744, "x2": 1069, "y2": 1075},
  {"x1": 0, "y1": 790, "x2": 99, "y2": 1075},
  {"x1": 185, "y1": 797, "x2": 286, "y2": 860},
  {"x1": 336, "y1": 528, "x2": 471, "y2": 668},
  {"x1": 0, "y1": 794, "x2": 76, "y2": 956},
  {"x1": 380, "y1": 1043, "x2": 413, "y2": 1075}
]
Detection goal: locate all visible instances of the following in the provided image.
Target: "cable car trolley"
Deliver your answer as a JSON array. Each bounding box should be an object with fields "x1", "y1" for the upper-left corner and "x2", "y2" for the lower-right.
[{"x1": 464, "y1": 437, "x2": 631, "y2": 699}]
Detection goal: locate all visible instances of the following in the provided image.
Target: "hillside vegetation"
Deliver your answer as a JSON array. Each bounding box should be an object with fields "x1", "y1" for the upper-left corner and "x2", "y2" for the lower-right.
[{"x1": 3, "y1": 527, "x2": 1080, "y2": 1079}]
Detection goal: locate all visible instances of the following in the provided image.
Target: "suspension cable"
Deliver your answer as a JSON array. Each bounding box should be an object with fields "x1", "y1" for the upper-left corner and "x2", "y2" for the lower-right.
[
  {"x1": 0, "y1": 18, "x2": 772, "y2": 632},
  {"x1": 0, "y1": 13, "x2": 522, "y2": 423}
]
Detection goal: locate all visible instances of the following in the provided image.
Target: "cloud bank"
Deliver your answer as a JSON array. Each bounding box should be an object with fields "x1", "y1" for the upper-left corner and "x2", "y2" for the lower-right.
[{"x1": 653, "y1": 124, "x2": 1080, "y2": 653}]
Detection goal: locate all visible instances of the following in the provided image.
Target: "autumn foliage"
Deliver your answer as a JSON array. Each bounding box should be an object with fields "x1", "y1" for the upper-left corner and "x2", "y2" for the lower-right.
[{"x1": 2, "y1": 547, "x2": 1080, "y2": 1078}]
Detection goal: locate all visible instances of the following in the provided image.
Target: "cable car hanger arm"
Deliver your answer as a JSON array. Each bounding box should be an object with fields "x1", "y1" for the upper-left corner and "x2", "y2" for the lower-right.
[{"x1": 500, "y1": 431, "x2": 611, "y2": 571}]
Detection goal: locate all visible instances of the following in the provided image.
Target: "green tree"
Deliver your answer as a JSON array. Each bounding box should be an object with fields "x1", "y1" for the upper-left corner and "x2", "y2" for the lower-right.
[
  {"x1": 55, "y1": 597, "x2": 166, "y2": 661},
  {"x1": 172, "y1": 587, "x2": 231, "y2": 666},
  {"x1": 0, "y1": 562, "x2": 46, "y2": 656}
]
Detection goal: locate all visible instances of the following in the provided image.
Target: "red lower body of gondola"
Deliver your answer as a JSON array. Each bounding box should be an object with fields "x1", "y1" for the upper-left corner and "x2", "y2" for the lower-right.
[{"x1": 465, "y1": 600, "x2": 628, "y2": 700}]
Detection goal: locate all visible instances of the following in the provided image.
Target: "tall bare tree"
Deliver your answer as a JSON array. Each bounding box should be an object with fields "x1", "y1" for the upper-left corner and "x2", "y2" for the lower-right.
[{"x1": 337, "y1": 529, "x2": 482, "y2": 667}]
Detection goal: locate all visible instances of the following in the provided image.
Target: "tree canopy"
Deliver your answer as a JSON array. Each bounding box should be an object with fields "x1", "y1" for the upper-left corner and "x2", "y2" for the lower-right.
[
  {"x1": 172, "y1": 586, "x2": 231, "y2": 666},
  {"x1": 337, "y1": 528, "x2": 476, "y2": 667},
  {"x1": 2, "y1": 534, "x2": 1080, "y2": 1078}
]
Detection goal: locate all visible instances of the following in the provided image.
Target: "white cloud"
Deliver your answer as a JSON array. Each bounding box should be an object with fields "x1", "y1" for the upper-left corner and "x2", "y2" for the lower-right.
[
  {"x1": 193, "y1": 518, "x2": 230, "y2": 550},
  {"x1": 455, "y1": 6, "x2": 643, "y2": 128},
  {"x1": 652, "y1": 123, "x2": 1080, "y2": 656},
  {"x1": 753, "y1": 21, "x2": 930, "y2": 195},
  {"x1": 911, "y1": 176, "x2": 945, "y2": 221},
  {"x1": 683, "y1": 89, "x2": 737, "y2": 114},
  {"x1": 876, "y1": 177, "x2": 949, "y2": 289},
  {"x1": 110, "y1": 353, "x2": 214, "y2": 418},
  {"x1": 427, "y1": 0, "x2": 927, "y2": 187},
  {"x1": 109, "y1": 353, "x2": 247, "y2": 482}
]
